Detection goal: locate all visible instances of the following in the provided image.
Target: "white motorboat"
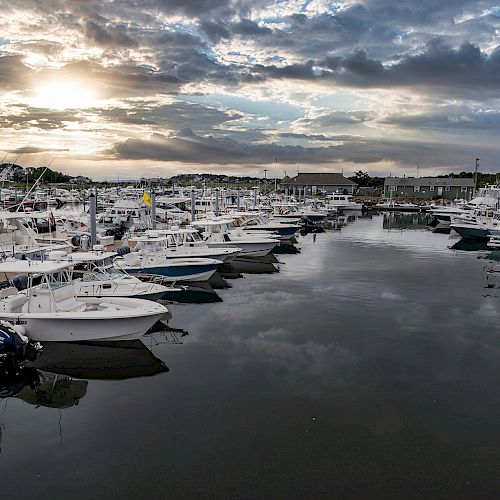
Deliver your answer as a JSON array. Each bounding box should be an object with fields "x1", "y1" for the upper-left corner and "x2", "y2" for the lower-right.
[
  {"x1": 427, "y1": 206, "x2": 469, "y2": 227},
  {"x1": 0, "y1": 260, "x2": 168, "y2": 342},
  {"x1": 118, "y1": 232, "x2": 222, "y2": 281},
  {"x1": 65, "y1": 248, "x2": 177, "y2": 301},
  {"x1": 192, "y1": 218, "x2": 277, "y2": 257},
  {"x1": 325, "y1": 194, "x2": 364, "y2": 212},
  {"x1": 0, "y1": 211, "x2": 72, "y2": 258},
  {"x1": 375, "y1": 200, "x2": 422, "y2": 212},
  {"x1": 129, "y1": 228, "x2": 242, "y2": 262},
  {"x1": 272, "y1": 202, "x2": 327, "y2": 223},
  {"x1": 232, "y1": 212, "x2": 301, "y2": 240}
]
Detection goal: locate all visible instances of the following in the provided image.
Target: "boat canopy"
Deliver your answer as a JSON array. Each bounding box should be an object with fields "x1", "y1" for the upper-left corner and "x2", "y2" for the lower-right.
[{"x1": 0, "y1": 260, "x2": 72, "y2": 274}]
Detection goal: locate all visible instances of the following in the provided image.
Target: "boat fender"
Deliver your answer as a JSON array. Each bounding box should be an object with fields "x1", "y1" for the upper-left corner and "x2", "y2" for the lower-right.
[{"x1": 11, "y1": 324, "x2": 27, "y2": 342}]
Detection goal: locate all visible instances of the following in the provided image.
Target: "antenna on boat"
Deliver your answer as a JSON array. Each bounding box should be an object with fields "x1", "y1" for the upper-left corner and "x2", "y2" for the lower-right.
[{"x1": 16, "y1": 159, "x2": 53, "y2": 212}]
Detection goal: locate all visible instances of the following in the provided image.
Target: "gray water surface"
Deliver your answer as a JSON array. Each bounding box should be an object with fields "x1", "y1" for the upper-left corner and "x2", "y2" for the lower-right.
[{"x1": 2, "y1": 214, "x2": 500, "y2": 499}]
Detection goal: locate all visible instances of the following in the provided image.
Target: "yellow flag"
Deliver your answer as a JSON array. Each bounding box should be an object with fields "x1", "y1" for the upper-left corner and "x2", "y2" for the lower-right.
[{"x1": 143, "y1": 191, "x2": 152, "y2": 207}]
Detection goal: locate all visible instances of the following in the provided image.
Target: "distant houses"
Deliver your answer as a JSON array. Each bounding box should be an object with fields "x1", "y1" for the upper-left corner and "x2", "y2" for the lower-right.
[
  {"x1": 70, "y1": 175, "x2": 92, "y2": 184},
  {"x1": 283, "y1": 172, "x2": 358, "y2": 195},
  {"x1": 384, "y1": 177, "x2": 475, "y2": 200}
]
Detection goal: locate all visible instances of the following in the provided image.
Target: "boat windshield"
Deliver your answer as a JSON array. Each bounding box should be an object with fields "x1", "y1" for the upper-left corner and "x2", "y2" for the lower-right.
[
  {"x1": 106, "y1": 266, "x2": 127, "y2": 279},
  {"x1": 46, "y1": 270, "x2": 71, "y2": 289},
  {"x1": 185, "y1": 232, "x2": 202, "y2": 243}
]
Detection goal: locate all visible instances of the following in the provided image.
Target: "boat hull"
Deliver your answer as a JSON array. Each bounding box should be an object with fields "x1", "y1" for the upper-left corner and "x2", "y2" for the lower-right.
[
  {"x1": 206, "y1": 241, "x2": 276, "y2": 257},
  {"x1": 451, "y1": 224, "x2": 490, "y2": 241},
  {"x1": 243, "y1": 225, "x2": 300, "y2": 239},
  {"x1": 126, "y1": 263, "x2": 220, "y2": 282}
]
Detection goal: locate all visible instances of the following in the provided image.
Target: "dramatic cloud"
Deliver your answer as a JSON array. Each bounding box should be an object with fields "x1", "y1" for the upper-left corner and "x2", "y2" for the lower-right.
[
  {"x1": 0, "y1": 0, "x2": 498, "y2": 177},
  {"x1": 107, "y1": 128, "x2": 500, "y2": 169}
]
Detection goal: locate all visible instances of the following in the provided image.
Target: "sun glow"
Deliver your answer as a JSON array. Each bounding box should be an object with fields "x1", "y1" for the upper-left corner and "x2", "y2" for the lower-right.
[{"x1": 32, "y1": 80, "x2": 97, "y2": 110}]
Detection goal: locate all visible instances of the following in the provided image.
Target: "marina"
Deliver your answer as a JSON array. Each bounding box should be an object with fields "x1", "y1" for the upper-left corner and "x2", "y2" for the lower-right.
[
  {"x1": 2, "y1": 207, "x2": 500, "y2": 498},
  {"x1": 2, "y1": 1, "x2": 500, "y2": 497}
]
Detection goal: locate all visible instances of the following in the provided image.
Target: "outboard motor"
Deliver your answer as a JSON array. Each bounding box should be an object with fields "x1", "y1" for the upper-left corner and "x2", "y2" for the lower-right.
[
  {"x1": 115, "y1": 246, "x2": 131, "y2": 256},
  {"x1": 11, "y1": 274, "x2": 28, "y2": 291},
  {"x1": 105, "y1": 227, "x2": 125, "y2": 240},
  {"x1": 0, "y1": 321, "x2": 42, "y2": 364},
  {"x1": 71, "y1": 234, "x2": 82, "y2": 247}
]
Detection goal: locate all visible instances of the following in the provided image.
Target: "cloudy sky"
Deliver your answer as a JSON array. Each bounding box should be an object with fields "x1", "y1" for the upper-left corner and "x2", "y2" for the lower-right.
[{"x1": 0, "y1": 0, "x2": 499, "y2": 179}]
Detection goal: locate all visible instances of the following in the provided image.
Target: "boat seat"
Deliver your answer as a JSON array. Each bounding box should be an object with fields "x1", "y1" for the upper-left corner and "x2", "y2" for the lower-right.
[
  {"x1": 0, "y1": 286, "x2": 19, "y2": 299},
  {"x1": 53, "y1": 286, "x2": 85, "y2": 312},
  {"x1": 0, "y1": 294, "x2": 28, "y2": 312}
]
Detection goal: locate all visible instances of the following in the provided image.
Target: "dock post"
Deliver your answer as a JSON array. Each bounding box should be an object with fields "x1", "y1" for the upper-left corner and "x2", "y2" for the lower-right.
[
  {"x1": 191, "y1": 189, "x2": 196, "y2": 222},
  {"x1": 89, "y1": 192, "x2": 97, "y2": 247},
  {"x1": 151, "y1": 191, "x2": 156, "y2": 229}
]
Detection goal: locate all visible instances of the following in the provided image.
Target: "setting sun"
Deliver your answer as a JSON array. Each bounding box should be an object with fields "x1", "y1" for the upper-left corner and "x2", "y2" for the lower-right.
[{"x1": 32, "y1": 80, "x2": 96, "y2": 109}]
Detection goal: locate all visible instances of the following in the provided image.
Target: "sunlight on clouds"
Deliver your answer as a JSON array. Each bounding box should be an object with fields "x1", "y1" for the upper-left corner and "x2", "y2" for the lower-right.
[{"x1": 31, "y1": 80, "x2": 97, "y2": 110}]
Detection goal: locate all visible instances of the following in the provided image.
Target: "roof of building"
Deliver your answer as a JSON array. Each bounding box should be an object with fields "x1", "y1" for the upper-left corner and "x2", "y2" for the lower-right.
[
  {"x1": 283, "y1": 172, "x2": 357, "y2": 186},
  {"x1": 384, "y1": 177, "x2": 475, "y2": 187}
]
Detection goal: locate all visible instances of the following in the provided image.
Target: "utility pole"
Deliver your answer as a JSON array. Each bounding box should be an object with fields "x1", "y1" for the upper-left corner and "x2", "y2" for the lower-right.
[
  {"x1": 474, "y1": 158, "x2": 480, "y2": 196},
  {"x1": 274, "y1": 157, "x2": 278, "y2": 192}
]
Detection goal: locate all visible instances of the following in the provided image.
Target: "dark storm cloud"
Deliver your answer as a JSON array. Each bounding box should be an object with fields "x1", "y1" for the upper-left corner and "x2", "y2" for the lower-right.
[
  {"x1": 253, "y1": 39, "x2": 500, "y2": 98},
  {"x1": 84, "y1": 20, "x2": 138, "y2": 48},
  {"x1": 382, "y1": 107, "x2": 500, "y2": 131},
  {"x1": 96, "y1": 101, "x2": 241, "y2": 132},
  {"x1": 106, "y1": 128, "x2": 498, "y2": 168},
  {"x1": 277, "y1": 132, "x2": 358, "y2": 142},
  {"x1": 359, "y1": 0, "x2": 490, "y2": 26},
  {"x1": 6, "y1": 146, "x2": 69, "y2": 154}
]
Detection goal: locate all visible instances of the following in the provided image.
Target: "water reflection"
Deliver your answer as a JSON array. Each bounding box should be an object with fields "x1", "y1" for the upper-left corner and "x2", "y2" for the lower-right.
[
  {"x1": 162, "y1": 283, "x2": 223, "y2": 303},
  {"x1": 273, "y1": 242, "x2": 301, "y2": 255},
  {"x1": 450, "y1": 239, "x2": 490, "y2": 252},
  {"x1": 17, "y1": 374, "x2": 88, "y2": 409},
  {"x1": 0, "y1": 340, "x2": 169, "y2": 409},
  {"x1": 4, "y1": 214, "x2": 500, "y2": 498},
  {"x1": 29, "y1": 341, "x2": 169, "y2": 380},
  {"x1": 222, "y1": 256, "x2": 280, "y2": 275},
  {"x1": 383, "y1": 212, "x2": 429, "y2": 229}
]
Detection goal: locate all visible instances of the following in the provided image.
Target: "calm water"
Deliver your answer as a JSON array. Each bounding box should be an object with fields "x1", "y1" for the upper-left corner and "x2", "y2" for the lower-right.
[{"x1": 2, "y1": 213, "x2": 500, "y2": 499}]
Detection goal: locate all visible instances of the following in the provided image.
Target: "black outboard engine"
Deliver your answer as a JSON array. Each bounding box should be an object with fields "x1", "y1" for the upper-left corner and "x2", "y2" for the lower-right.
[
  {"x1": 71, "y1": 234, "x2": 82, "y2": 247},
  {"x1": 11, "y1": 274, "x2": 28, "y2": 291},
  {"x1": 71, "y1": 233, "x2": 91, "y2": 250},
  {"x1": 115, "y1": 246, "x2": 131, "y2": 256},
  {"x1": 106, "y1": 227, "x2": 125, "y2": 240},
  {"x1": 0, "y1": 321, "x2": 42, "y2": 365}
]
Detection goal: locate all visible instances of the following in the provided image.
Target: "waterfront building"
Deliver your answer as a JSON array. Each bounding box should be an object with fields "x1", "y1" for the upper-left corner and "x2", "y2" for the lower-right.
[
  {"x1": 283, "y1": 172, "x2": 358, "y2": 195},
  {"x1": 384, "y1": 177, "x2": 475, "y2": 200}
]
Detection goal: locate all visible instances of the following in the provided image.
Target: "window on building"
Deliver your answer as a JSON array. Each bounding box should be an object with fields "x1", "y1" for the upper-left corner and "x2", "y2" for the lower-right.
[
  {"x1": 414, "y1": 185, "x2": 420, "y2": 192},
  {"x1": 430, "y1": 186, "x2": 435, "y2": 191},
  {"x1": 389, "y1": 185, "x2": 397, "y2": 192},
  {"x1": 445, "y1": 186, "x2": 451, "y2": 191},
  {"x1": 461, "y1": 187, "x2": 468, "y2": 192}
]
